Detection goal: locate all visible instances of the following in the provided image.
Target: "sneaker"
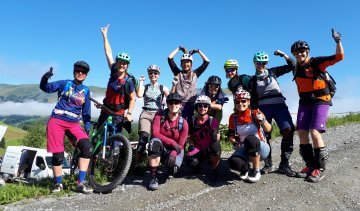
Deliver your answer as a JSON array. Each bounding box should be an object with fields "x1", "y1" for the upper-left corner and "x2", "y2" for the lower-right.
[
  {"x1": 77, "y1": 182, "x2": 93, "y2": 194},
  {"x1": 260, "y1": 164, "x2": 274, "y2": 174},
  {"x1": 52, "y1": 183, "x2": 63, "y2": 193},
  {"x1": 306, "y1": 169, "x2": 324, "y2": 183},
  {"x1": 296, "y1": 166, "x2": 313, "y2": 178},
  {"x1": 239, "y1": 170, "x2": 248, "y2": 180},
  {"x1": 148, "y1": 177, "x2": 159, "y2": 191},
  {"x1": 247, "y1": 169, "x2": 261, "y2": 183},
  {"x1": 277, "y1": 164, "x2": 297, "y2": 177}
]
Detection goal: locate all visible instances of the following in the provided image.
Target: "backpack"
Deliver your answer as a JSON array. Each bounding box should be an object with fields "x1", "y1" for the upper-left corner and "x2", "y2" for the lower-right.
[
  {"x1": 160, "y1": 109, "x2": 184, "y2": 132},
  {"x1": 144, "y1": 84, "x2": 165, "y2": 109},
  {"x1": 124, "y1": 73, "x2": 139, "y2": 109},
  {"x1": 58, "y1": 81, "x2": 89, "y2": 101}
]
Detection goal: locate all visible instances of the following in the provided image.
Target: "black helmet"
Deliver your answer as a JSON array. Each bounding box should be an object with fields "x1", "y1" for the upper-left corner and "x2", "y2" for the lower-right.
[
  {"x1": 291, "y1": 40, "x2": 310, "y2": 53},
  {"x1": 206, "y1": 75, "x2": 222, "y2": 86},
  {"x1": 74, "y1": 61, "x2": 90, "y2": 73},
  {"x1": 166, "y1": 93, "x2": 182, "y2": 103}
]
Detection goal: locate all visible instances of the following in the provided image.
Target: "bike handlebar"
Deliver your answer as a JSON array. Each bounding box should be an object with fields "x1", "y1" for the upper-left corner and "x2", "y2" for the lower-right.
[{"x1": 89, "y1": 97, "x2": 133, "y2": 122}]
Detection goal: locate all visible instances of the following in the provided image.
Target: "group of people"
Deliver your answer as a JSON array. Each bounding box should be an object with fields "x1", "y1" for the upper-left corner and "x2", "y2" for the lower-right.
[{"x1": 40, "y1": 25, "x2": 344, "y2": 193}]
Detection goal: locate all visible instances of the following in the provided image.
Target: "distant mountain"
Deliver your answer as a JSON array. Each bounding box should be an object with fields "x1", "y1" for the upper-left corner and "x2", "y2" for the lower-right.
[{"x1": 0, "y1": 84, "x2": 106, "y2": 103}]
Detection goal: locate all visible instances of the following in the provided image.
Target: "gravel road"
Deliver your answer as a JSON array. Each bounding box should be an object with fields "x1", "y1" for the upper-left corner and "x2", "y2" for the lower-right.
[{"x1": 3, "y1": 123, "x2": 360, "y2": 211}]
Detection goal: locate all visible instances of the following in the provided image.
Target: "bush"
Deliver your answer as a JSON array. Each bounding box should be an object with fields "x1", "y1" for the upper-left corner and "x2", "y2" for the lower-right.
[{"x1": 20, "y1": 123, "x2": 46, "y2": 148}]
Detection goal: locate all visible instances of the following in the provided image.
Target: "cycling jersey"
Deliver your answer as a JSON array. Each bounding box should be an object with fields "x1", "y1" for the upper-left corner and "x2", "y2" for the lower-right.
[
  {"x1": 200, "y1": 88, "x2": 228, "y2": 122},
  {"x1": 143, "y1": 82, "x2": 167, "y2": 111},
  {"x1": 191, "y1": 116, "x2": 219, "y2": 151},
  {"x1": 227, "y1": 74, "x2": 251, "y2": 94}
]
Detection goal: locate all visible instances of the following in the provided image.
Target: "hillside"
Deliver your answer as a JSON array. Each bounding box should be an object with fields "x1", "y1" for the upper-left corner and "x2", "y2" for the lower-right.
[
  {"x1": 0, "y1": 121, "x2": 27, "y2": 155},
  {"x1": 0, "y1": 84, "x2": 106, "y2": 103}
]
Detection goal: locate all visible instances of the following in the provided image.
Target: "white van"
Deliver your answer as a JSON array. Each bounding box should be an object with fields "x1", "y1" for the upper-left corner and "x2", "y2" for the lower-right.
[{"x1": 0, "y1": 146, "x2": 70, "y2": 181}]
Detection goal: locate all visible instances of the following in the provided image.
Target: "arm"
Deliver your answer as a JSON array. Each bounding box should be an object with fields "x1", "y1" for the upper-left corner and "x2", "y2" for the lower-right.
[
  {"x1": 192, "y1": 49, "x2": 210, "y2": 77},
  {"x1": 100, "y1": 24, "x2": 115, "y2": 69},
  {"x1": 163, "y1": 86, "x2": 170, "y2": 97},
  {"x1": 177, "y1": 119, "x2": 189, "y2": 148},
  {"x1": 152, "y1": 113, "x2": 178, "y2": 147},
  {"x1": 126, "y1": 91, "x2": 135, "y2": 122},
  {"x1": 170, "y1": 75, "x2": 179, "y2": 93},
  {"x1": 261, "y1": 120, "x2": 272, "y2": 133},
  {"x1": 210, "y1": 101, "x2": 222, "y2": 111},
  {"x1": 82, "y1": 91, "x2": 91, "y2": 133},
  {"x1": 136, "y1": 76, "x2": 145, "y2": 98},
  {"x1": 227, "y1": 114, "x2": 238, "y2": 146},
  {"x1": 168, "y1": 47, "x2": 182, "y2": 75},
  {"x1": 272, "y1": 50, "x2": 295, "y2": 77}
]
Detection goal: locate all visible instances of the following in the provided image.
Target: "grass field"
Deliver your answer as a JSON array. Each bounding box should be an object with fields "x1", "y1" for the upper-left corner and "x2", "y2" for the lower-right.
[{"x1": 0, "y1": 121, "x2": 26, "y2": 156}]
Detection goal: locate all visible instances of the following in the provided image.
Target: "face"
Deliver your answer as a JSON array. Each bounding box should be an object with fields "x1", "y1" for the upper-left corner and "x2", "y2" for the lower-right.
[
  {"x1": 196, "y1": 103, "x2": 209, "y2": 115},
  {"x1": 116, "y1": 61, "x2": 129, "y2": 72},
  {"x1": 74, "y1": 68, "x2": 88, "y2": 82},
  {"x1": 234, "y1": 98, "x2": 249, "y2": 112},
  {"x1": 254, "y1": 61, "x2": 267, "y2": 71},
  {"x1": 225, "y1": 68, "x2": 237, "y2": 79},
  {"x1": 181, "y1": 60, "x2": 192, "y2": 72},
  {"x1": 208, "y1": 83, "x2": 219, "y2": 95},
  {"x1": 292, "y1": 48, "x2": 309, "y2": 64},
  {"x1": 167, "y1": 100, "x2": 182, "y2": 114},
  {"x1": 148, "y1": 71, "x2": 159, "y2": 82}
]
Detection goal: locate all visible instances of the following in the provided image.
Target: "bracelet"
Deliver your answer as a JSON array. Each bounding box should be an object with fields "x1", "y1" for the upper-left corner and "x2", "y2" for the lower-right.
[{"x1": 127, "y1": 112, "x2": 132, "y2": 115}]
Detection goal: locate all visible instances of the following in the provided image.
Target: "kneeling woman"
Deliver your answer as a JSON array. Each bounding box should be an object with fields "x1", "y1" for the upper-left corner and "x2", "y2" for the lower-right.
[
  {"x1": 185, "y1": 95, "x2": 221, "y2": 179},
  {"x1": 147, "y1": 93, "x2": 189, "y2": 190},
  {"x1": 227, "y1": 89, "x2": 272, "y2": 183}
]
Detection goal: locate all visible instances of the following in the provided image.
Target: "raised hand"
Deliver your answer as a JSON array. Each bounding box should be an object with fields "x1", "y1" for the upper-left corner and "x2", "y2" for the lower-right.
[
  {"x1": 189, "y1": 49, "x2": 199, "y2": 55},
  {"x1": 100, "y1": 24, "x2": 110, "y2": 36},
  {"x1": 332, "y1": 28, "x2": 342, "y2": 43},
  {"x1": 274, "y1": 50, "x2": 285, "y2": 57},
  {"x1": 172, "y1": 76, "x2": 179, "y2": 86},
  {"x1": 179, "y1": 46, "x2": 187, "y2": 53},
  {"x1": 43, "y1": 67, "x2": 54, "y2": 79}
]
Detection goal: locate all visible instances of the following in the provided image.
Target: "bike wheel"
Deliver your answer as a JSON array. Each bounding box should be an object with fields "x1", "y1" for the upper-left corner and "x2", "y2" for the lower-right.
[{"x1": 88, "y1": 134, "x2": 132, "y2": 193}]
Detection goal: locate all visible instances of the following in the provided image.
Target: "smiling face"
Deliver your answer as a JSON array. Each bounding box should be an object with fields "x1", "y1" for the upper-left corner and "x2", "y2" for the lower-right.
[
  {"x1": 181, "y1": 60, "x2": 192, "y2": 72},
  {"x1": 148, "y1": 70, "x2": 159, "y2": 82},
  {"x1": 208, "y1": 83, "x2": 219, "y2": 95},
  {"x1": 167, "y1": 100, "x2": 182, "y2": 114},
  {"x1": 73, "y1": 68, "x2": 88, "y2": 82},
  {"x1": 254, "y1": 61, "x2": 267, "y2": 72},
  {"x1": 115, "y1": 60, "x2": 129, "y2": 73},
  {"x1": 196, "y1": 103, "x2": 209, "y2": 115},
  {"x1": 292, "y1": 48, "x2": 309, "y2": 64},
  {"x1": 234, "y1": 98, "x2": 249, "y2": 112},
  {"x1": 225, "y1": 68, "x2": 237, "y2": 79}
]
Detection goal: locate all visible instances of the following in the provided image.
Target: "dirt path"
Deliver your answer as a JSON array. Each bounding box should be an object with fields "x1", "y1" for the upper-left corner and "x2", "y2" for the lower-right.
[{"x1": 3, "y1": 124, "x2": 360, "y2": 210}]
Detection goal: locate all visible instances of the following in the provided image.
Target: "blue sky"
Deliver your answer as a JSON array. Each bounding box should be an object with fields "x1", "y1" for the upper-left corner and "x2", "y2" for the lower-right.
[{"x1": 0, "y1": 0, "x2": 359, "y2": 117}]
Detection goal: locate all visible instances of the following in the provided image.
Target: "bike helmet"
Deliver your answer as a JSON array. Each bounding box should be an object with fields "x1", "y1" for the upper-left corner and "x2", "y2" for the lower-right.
[
  {"x1": 206, "y1": 75, "x2": 222, "y2": 86},
  {"x1": 181, "y1": 53, "x2": 193, "y2": 62},
  {"x1": 147, "y1": 64, "x2": 160, "y2": 73},
  {"x1": 291, "y1": 40, "x2": 310, "y2": 53},
  {"x1": 253, "y1": 51, "x2": 269, "y2": 62},
  {"x1": 166, "y1": 92, "x2": 182, "y2": 103},
  {"x1": 115, "y1": 52, "x2": 131, "y2": 64},
  {"x1": 234, "y1": 89, "x2": 251, "y2": 100},
  {"x1": 73, "y1": 61, "x2": 90, "y2": 73},
  {"x1": 194, "y1": 95, "x2": 211, "y2": 106},
  {"x1": 224, "y1": 59, "x2": 239, "y2": 69}
]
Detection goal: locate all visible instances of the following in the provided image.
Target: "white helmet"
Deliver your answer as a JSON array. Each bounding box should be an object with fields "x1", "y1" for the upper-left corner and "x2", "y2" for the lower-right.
[
  {"x1": 181, "y1": 53, "x2": 193, "y2": 62},
  {"x1": 235, "y1": 89, "x2": 251, "y2": 100},
  {"x1": 195, "y1": 95, "x2": 211, "y2": 106}
]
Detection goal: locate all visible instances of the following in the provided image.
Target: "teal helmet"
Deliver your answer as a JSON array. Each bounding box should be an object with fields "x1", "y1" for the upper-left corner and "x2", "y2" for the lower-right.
[
  {"x1": 253, "y1": 51, "x2": 269, "y2": 62},
  {"x1": 116, "y1": 52, "x2": 131, "y2": 64}
]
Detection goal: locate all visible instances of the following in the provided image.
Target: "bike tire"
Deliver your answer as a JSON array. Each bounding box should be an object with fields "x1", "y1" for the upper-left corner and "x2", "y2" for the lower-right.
[{"x1": 88, "y1": 134, "x2": 132, "y2": 193}]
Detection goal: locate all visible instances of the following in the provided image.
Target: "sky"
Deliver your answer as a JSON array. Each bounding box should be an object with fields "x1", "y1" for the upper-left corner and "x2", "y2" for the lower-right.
[{"x1": 0, "y1": 0, "x2": 359, "y2": 123}]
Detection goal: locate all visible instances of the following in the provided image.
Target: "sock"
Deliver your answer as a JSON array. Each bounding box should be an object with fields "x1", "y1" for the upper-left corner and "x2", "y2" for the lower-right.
[
  {"x1": 55, "y1": 176, "x2": 62, "y2": 184},
  {"x1": 150, "y1": 166, "x2": 158, "y2": 177},
  {"x1": 78, "y1": 171, "x2": 87, "y2": 183}
]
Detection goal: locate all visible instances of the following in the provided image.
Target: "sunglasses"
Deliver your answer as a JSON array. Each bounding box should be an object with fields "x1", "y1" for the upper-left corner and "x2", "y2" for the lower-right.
[
  {"x1": 225, "y1": 68, "x2": 237, "y2": 73},
  {"x1": 167, "y1": 101, "x2": 181, "y2": 105},
  {"x1": 197, "y1": 104, "x2": 209, "y2": 109},
  {"x1": 255, "y1": 62, "x2": 267, "y2": 66},
  {"x1": 74, "y1": 69, "x2": 87, "y2": 74},
  {"x1": 293, "y1": 48, "x2": 307, "y2": 54},
  {"x1": 235, "y1": 99, "x2": 248, "y2": 104},
  {"x1": 148, "y1": 72, "x2": 159, "y2": 76}
]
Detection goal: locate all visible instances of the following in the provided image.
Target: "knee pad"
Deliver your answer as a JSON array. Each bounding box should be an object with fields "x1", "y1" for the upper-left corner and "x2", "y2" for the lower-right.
[
  {"x1": 244, "y1": 135, "x2": 260, "y2": 157},
  {"x1": 137, "y1": 132, "x2": 150, "y2": 153},
  {"x1": 52, "y1": 152, "x2": 64, "y2": 166},
  {"x1": 186, "y1": 156, "x2": 199, "y2": 168},
  {"x1": 281, "y1": 128, "x2": 294, "y2": 143},
  {"x1": 209, "y1": 141, "x2": 221, "y2": 157},
  {"x1": 228, "y1": 156, "x2": 247, "y2": 171},
  {"x1": 78, "y1": 139, "x2": 93, "y2": 158},
  {"x1": 148, "y1": 139, "x2": 163, "y2": 157}
]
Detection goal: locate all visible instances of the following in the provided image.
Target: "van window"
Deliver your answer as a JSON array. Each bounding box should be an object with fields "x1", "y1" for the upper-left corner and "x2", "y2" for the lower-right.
[{"x1": 45, "y1": 156, "x2": 71, "y2": 169}]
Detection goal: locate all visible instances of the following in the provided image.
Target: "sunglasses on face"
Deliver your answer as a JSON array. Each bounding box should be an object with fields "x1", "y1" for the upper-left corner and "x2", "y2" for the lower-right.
[
  {"x1": 197, "y1": 104, "x2": 209, "y2": 109},
  {"x1": 167, "y1": 101, "x2": 181, "y2": 105},
  {"x1": 75, "y1": 69, "x2": 87, "y2": 74},
  {"x1": 148, "y1": 72, "x2": 159, "y2": 76},
  {"x1": 255, "y1": 62, "x2": 267, "y2": 66},
  {"x1": 293, "y1": 48, "x2": 307, "y2": 54},
  {"x1": 235, "y1": 99, "x2": 248, "y2": 104},
  {"x1": 225, "y1": 68, "x2": 237, "y2": 73}
]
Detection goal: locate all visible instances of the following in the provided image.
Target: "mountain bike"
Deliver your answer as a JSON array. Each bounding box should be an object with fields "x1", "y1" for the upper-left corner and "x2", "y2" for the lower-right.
[{"x1": 70, "y1": 97, "x2": 132, "y2": 193}]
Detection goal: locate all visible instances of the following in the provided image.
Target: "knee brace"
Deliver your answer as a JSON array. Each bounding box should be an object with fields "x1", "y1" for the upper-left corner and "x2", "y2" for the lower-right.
[
  {"x1": 228, "y1": 156, "x2": 247, "y2": 171},
  {"x1": 314, "y1": 147, "x2": 328, "y2": 170},
  {"x1": 78, "y1": 139, "x2": 93, "y2": 159},
  {"x1": 186, "y1": 156, "x2": 200, "y2": 168},
  {"x1": 137, "y1": 131, "x2": 150, "y2": 153},
  {"x1": 209, "y1": 141, "x2": 221, "y2": 157},
  {"x1": 280, "y1": 128, "x2": 294, "y2": 162},
  {"x1": 148, "y1": 139, "x2": 163, "y2": 157},
  {"x1": 52, "y1": 152, "x2": 64, "y2": 166},
  {"x1": 244, "y1": 135, "x2": 260, "y2": 157}
]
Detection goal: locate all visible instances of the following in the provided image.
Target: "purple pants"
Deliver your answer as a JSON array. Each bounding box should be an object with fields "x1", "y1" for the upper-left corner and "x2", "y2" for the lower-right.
[{"x1": 296, "y1": 104, "x2": 330, "y2": 133}]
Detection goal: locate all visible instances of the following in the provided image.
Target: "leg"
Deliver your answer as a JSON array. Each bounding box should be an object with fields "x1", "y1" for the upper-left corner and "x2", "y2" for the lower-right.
[
  {"x1": 243, "y1": 135, "x2": 262, "y2": 183},
  {"x1": 147, "y1": 138, "x2": 163, "y2": 190}
]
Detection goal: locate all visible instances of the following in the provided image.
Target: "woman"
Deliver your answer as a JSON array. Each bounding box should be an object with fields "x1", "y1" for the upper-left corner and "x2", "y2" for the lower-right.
[
  {"x1": 98, "y1": 24, "x2": 137, "y2": 133},
  {"x1": 227, "y1": 89, "x2": 271, "y2": 183},
  {"x1": 200, "y1": 75, "x2": 228, "y2": 123},
  {"x1": 168, "y1": 46, "x2": 210, "y2": 123},
  {"x1": 135, "y1": 64, "x2": 169, "y2": 169},
  {"x1": 147, "y1": 93, "x2": 189, "y2": 190},
  {"x1": 249, "y1": 51, "x2": 296, "y2": 177},
  {"x1": 186, "y1": 95, "x2": 221, "y2": 180},
  {"x1": 224, "y1": 59, "x2": 251, "y2": 94},
  {"x1": 40, "y1": 61, "x2": 93, "y2": 194},
  {"x1": 291, "y1": 28, "x2": 344, "y2": 183}
]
